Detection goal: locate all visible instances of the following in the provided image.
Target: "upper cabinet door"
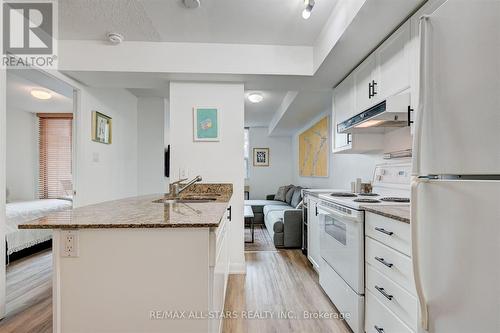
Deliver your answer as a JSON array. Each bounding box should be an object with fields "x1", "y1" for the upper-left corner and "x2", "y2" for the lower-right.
[
  {"x1": 354, "y1": 54, "x2": 377, "y2": 113},
  {"x1": 377, "y1": 21, "x2": 411, "y2": 99},
  {"x1": 332, "y1": 74, "x2": 355, "y2": 151}
]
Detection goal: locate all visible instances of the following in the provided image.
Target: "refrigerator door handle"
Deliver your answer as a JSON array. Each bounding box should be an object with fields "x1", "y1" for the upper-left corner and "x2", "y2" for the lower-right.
[
  {"x1": 411, "y1": 177, "x2": 429, "y2": 331},
  {"x1": 412, "y1": 15, "x2": 430, "y2": 176}
]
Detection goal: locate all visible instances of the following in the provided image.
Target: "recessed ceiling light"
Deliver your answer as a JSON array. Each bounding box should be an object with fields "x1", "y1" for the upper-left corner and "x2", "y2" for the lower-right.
[
  {"x1": 302, "y1": 0, "x2": 315, "y2": 20},
  {"x1": 31, "y1": 89, "x2": 52, "y2": 100},
  {"x1": 107, "y1": 32, "x2": 124, "y2": 44},
  {"x1": 183, "y1": 0, "x2": 200, "y2": 9},
  {"x1": 248, "y1": 93, "x2": 264, "y2": 103}
]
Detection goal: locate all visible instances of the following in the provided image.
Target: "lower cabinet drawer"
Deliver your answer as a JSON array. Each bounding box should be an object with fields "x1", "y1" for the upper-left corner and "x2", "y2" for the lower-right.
[
  {"x1": 365, "y1": 237, "x2": 415, "y2": 293},
  {"x1": 365, "y1": 290, "x2": 414, "y2": 333},
  {"x1": 366, "y1": 263, "x2": 417, "y2": 330}
]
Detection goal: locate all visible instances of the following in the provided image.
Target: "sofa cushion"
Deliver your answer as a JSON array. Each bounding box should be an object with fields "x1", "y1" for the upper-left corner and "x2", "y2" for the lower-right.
[
  {"x1": 290, "y1": 186, "x2": 303, "y2": 208},
  {"x1": 263, "y1": 204, "x2": 293, "y2": 217},
  {"x1": 275, "y1": 185, "x2": 292, "y2": 202},
  {"x1": 244, "y1": 200, "x2": 288, "y2": 207},
  {"x1": 285, "y1": 186, "x2": 296, "y2": 205}
]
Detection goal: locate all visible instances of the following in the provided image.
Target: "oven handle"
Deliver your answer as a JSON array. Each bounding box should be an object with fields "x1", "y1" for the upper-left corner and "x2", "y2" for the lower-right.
[{"x1": 317, "y1": 204, "x2": 360, "y2": 222}]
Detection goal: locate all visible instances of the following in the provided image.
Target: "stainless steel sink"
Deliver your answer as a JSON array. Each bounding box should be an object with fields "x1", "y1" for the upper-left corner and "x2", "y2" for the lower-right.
[
  {"x1": 153, "y1": 197, "x2": 218, "y2": 204},
  {"x1": 163, "y1": 199, "x2": 216, "y2": 204}
]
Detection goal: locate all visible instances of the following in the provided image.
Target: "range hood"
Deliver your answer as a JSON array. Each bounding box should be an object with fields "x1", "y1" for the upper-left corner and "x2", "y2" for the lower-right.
[{"x1": 337, "y1": 92, "x2": 410, "y2": 134}]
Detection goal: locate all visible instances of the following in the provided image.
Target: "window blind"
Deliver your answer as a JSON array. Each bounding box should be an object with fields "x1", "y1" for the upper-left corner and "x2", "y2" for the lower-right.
[{"x1": 38, "y1": 113, "x2": 73, "y2": 199}]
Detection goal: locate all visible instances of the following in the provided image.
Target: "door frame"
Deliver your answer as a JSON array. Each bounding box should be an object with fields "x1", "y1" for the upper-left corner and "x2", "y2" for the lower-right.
[{"x1": 0, "y1": 67, "x2": 80, "y2": 319}]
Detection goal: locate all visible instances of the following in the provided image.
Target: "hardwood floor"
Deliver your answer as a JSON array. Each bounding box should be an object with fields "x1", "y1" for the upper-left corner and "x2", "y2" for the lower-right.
[
  {"x1": 0, "y1": 249, "x2": 52, "y2": 333},
  {"x1": 0, "y1": 244, "x2": 350, "y2": 333},
  {"x1": 244, "y1": 225, "x2": 277, "y2": 252},
  {"x1": 223, "y1": 250, "x2": 351, "y2": 333}
]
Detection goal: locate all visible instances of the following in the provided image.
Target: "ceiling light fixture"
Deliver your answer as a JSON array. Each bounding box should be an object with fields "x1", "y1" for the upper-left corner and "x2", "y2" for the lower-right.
[
  {"x1": 183, "y1": 0, "x2": 200, "y2": 9},
  {"x1": 247, "y1": 93, "x2": 264, "y2": 103},
  {"x1": 107, "y1": 32, "x2": 124, "y2": 44},
  {"x1": 31, "y1": 89, "x2": 52, "y2": 100},
  {"x1": 302, "y1": 0, "x2": 315, "y2": 20}
]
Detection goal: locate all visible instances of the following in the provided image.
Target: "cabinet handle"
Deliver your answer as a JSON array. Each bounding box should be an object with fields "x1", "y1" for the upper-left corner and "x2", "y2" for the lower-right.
[
  {"x1": 375, "y1": 285, "x2": 394, "y2": 300},
  {"x1": 407, "y1": 105, "x2": 414, "y2": 126},
  {"x1": 227, "y1": 206, "x2": 232, "y2": 221},
  {"x1": 374, "y1": 325, "x2": 385, "y2": 333},
  {"x1": 372, "y1": 80, "x2": 378, "y2": 96},
  {"x1": 368, "y1": 82, "x2": 372, "y2": 99},
  {"x1": 315, "y1": 205, "x2": 318, "y2": 216},
  {"x1": 347, "y1": 133, "x2": 352, "y2": 144},
  {"x1": 375, "y1": 227, "x2": 394, "y2": 236},
  {"x1": 375, "y1": 256, "x2": 394, "y2": 268}
]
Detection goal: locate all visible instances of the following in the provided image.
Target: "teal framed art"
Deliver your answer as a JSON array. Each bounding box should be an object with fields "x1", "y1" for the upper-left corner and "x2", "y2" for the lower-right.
[{"x1": 193, "y1": 107, "x2": 219, "y2": 141}]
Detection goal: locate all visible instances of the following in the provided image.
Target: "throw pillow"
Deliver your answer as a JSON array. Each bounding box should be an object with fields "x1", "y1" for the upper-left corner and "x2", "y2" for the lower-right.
[
  {"x1": 285, "y1": 186, "x2": 296, "y2": 205},
  {"x1": 275, "y1": 185, "x2": 291, "y2": 202},
  {"x1": 291, "y1": 186, "x2": 303, "y2": 208},
  {"x1": 295, "y1": 200, "x2": 303, "y2": 209}
]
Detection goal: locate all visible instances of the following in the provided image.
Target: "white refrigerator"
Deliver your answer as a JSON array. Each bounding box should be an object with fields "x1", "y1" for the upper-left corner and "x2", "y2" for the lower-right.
[{"x1": 411, "y1": 1, "x2": 500, "y2": 333}]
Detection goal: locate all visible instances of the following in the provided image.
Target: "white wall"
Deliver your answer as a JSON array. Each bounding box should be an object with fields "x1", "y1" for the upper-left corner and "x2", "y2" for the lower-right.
[
  {"x1": 137, "y1": 97, "x2": 166, "y2": 195},
  {"x1": 246, "y1": 127, "x2": 293, "y2": 199},
  {"x1": 170, "y1": 82, "x2": 245, "y2": 273},
  {"x1": 292, "y1": 110, "x2": 383, "y2": 190},
  {"x1": 75, "y1": 87, "x2": 139, "y2": 207},
  {"x1": 6, "y1": 108, "x2": 38, "y2": 201}
]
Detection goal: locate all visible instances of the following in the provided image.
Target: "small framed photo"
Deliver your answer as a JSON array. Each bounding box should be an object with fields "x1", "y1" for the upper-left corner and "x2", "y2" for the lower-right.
[
  {"x1": 92, "y1": 111, "x2": 112, "y2": 144},
  {"x1": 194, "y1": 107, "x2": 219, "y2": 141},
  {"x1": 253, "y1": 148, "x2": 269, "y2": 167}
]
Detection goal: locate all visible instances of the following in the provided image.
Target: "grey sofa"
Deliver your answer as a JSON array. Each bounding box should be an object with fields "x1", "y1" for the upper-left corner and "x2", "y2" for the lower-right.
[{"x1": 244, "y1": 186, "x2": 303, "y2": 248}]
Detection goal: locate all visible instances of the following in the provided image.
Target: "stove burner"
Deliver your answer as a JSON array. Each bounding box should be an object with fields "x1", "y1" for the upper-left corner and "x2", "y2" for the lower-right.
[
  {"x1": 380, "y1": 197, "x2": 410, "y2": 203},
  {"x1": 330, "y1": 192, "x2": 357, "y2": 197},
  {"x1": 353, "y1": 198, "x2": 381, "y2": 203},
  {"x1": 358, "y1": 193, "x2": 379, "y2": 197}
]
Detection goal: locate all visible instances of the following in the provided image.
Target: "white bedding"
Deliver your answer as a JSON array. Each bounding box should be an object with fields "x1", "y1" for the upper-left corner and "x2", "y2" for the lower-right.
[{"x1": 6, "y1": 199, "x2": 72, "y2": 255}]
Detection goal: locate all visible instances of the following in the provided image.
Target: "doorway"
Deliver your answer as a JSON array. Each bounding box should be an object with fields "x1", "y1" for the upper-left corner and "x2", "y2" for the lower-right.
[{"x1": 0, "y1": 69, "x2": 77, "y2": 328}]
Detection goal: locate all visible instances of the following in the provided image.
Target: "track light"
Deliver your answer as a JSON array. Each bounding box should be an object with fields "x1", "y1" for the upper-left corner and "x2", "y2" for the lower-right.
[{"x1": 302, "y1": 0, "x2": 315, "y2": 20}]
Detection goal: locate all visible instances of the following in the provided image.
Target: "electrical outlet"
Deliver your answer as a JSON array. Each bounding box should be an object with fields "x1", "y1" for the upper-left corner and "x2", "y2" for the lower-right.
[{"x1": 61, "y1": 230, "x2": 79, "y2": 257}]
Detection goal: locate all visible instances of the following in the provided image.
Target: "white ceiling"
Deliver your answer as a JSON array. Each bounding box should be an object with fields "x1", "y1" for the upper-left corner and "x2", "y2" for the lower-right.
[
  {"x1": 244, "y1": 90, "x2": 288, "y2": 127},
  {"x1": 7, "y1": 73, "x2": 73, "y2": 114},
  {"x1": 61, "y1": 0, "x2": 424, "y2": 134},
  {"x1": 59, "y1": 0, "x2": 338, "y2": 46}
]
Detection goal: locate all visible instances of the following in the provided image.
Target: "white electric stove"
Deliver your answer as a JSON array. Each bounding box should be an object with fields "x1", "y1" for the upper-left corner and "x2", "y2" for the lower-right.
[{"x1": 316, "y1": 162, "x2": 411, "y2": 333}]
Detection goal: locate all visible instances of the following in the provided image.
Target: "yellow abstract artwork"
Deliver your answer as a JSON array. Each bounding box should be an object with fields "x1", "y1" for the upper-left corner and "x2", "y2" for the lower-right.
[{"x1": 299, "y1": 117, "x2": 328, "y2": 177}]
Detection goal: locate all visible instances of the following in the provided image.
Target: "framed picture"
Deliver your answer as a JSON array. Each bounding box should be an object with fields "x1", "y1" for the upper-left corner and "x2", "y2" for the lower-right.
[
  {"x1": 92, "y1": 111, "x2": 112, "y2": 144},
  {"x1": 193, "y1": 107, "x2": 219, "y2": 141},
  {"x1": 253, "y1": 148, "x2": 269, "y2": 167}
]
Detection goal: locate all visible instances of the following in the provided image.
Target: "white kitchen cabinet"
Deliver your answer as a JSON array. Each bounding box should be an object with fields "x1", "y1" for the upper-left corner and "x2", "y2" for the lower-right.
[
  {"x1": 377, "y1": 21, "x2": 411, "y2": 99},
  {"x1": 332, "y1": 75, "x2": 354, "y2": 151},
  {"x1": 307, "y1": 196, "x2": 321, "y2": 272},
  {"x1": 365, "y1": 213, "x2": 416, "y2": 332},
  {"x1": 354, "y1": 54, "x2": 379, "y2": 112},
  {"x1": 332, "y1": 74, "x2": 384, "y2": 154}
]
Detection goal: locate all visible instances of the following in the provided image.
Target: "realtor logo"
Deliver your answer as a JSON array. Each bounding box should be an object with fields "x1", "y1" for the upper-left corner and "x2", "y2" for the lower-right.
[{"x1": 2, "y1": 1, "x2": 57, "y2": 68}]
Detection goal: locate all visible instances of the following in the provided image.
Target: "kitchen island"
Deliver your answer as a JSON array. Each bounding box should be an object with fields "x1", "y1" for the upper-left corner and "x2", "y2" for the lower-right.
[{"x1": 19, "y1": 184, "x2": 233, "y2": 333}]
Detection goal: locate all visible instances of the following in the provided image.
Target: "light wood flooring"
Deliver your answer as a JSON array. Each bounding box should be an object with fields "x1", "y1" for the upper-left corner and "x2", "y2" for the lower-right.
[
  {"x1": 223, "y1": 250, "x2": 351, "y2": 333},
  {"x1": 0, "y1": 249, "x2": 52, "y2": 333},
  {"x1": 0, "y1": 240, "x2": 350, "y2": 333}
]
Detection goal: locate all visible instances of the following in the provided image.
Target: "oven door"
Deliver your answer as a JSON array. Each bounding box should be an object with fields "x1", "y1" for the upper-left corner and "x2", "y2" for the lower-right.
[{"x1": 318, "y1": 204, "x2": 364, "y2": 294}]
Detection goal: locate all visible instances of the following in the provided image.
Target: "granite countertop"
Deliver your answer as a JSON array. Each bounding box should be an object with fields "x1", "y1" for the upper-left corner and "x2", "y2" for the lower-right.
[
  {"x1": 18, "y1": 184, "x2": 233, "y2": 229},
  {"x1": 361, "y1": 204, "x2": 410, "y2": 224}
]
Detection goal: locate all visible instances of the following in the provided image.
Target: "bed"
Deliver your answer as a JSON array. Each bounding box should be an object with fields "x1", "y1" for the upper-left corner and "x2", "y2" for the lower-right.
[{"x1": 6, "y1": 199, "x2": 73, "y2": 256}]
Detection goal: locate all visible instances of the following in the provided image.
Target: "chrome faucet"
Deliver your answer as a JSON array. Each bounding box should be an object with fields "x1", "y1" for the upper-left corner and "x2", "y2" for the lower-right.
[{"x1": 170, "y1": 175, "x2": 203, "y2": 197}]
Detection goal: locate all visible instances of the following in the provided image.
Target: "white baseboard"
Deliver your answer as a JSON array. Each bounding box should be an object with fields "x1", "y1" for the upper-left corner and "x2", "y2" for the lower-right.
[{"x1": 229, "y1": 262, "x2": 246, "y2": 274}]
